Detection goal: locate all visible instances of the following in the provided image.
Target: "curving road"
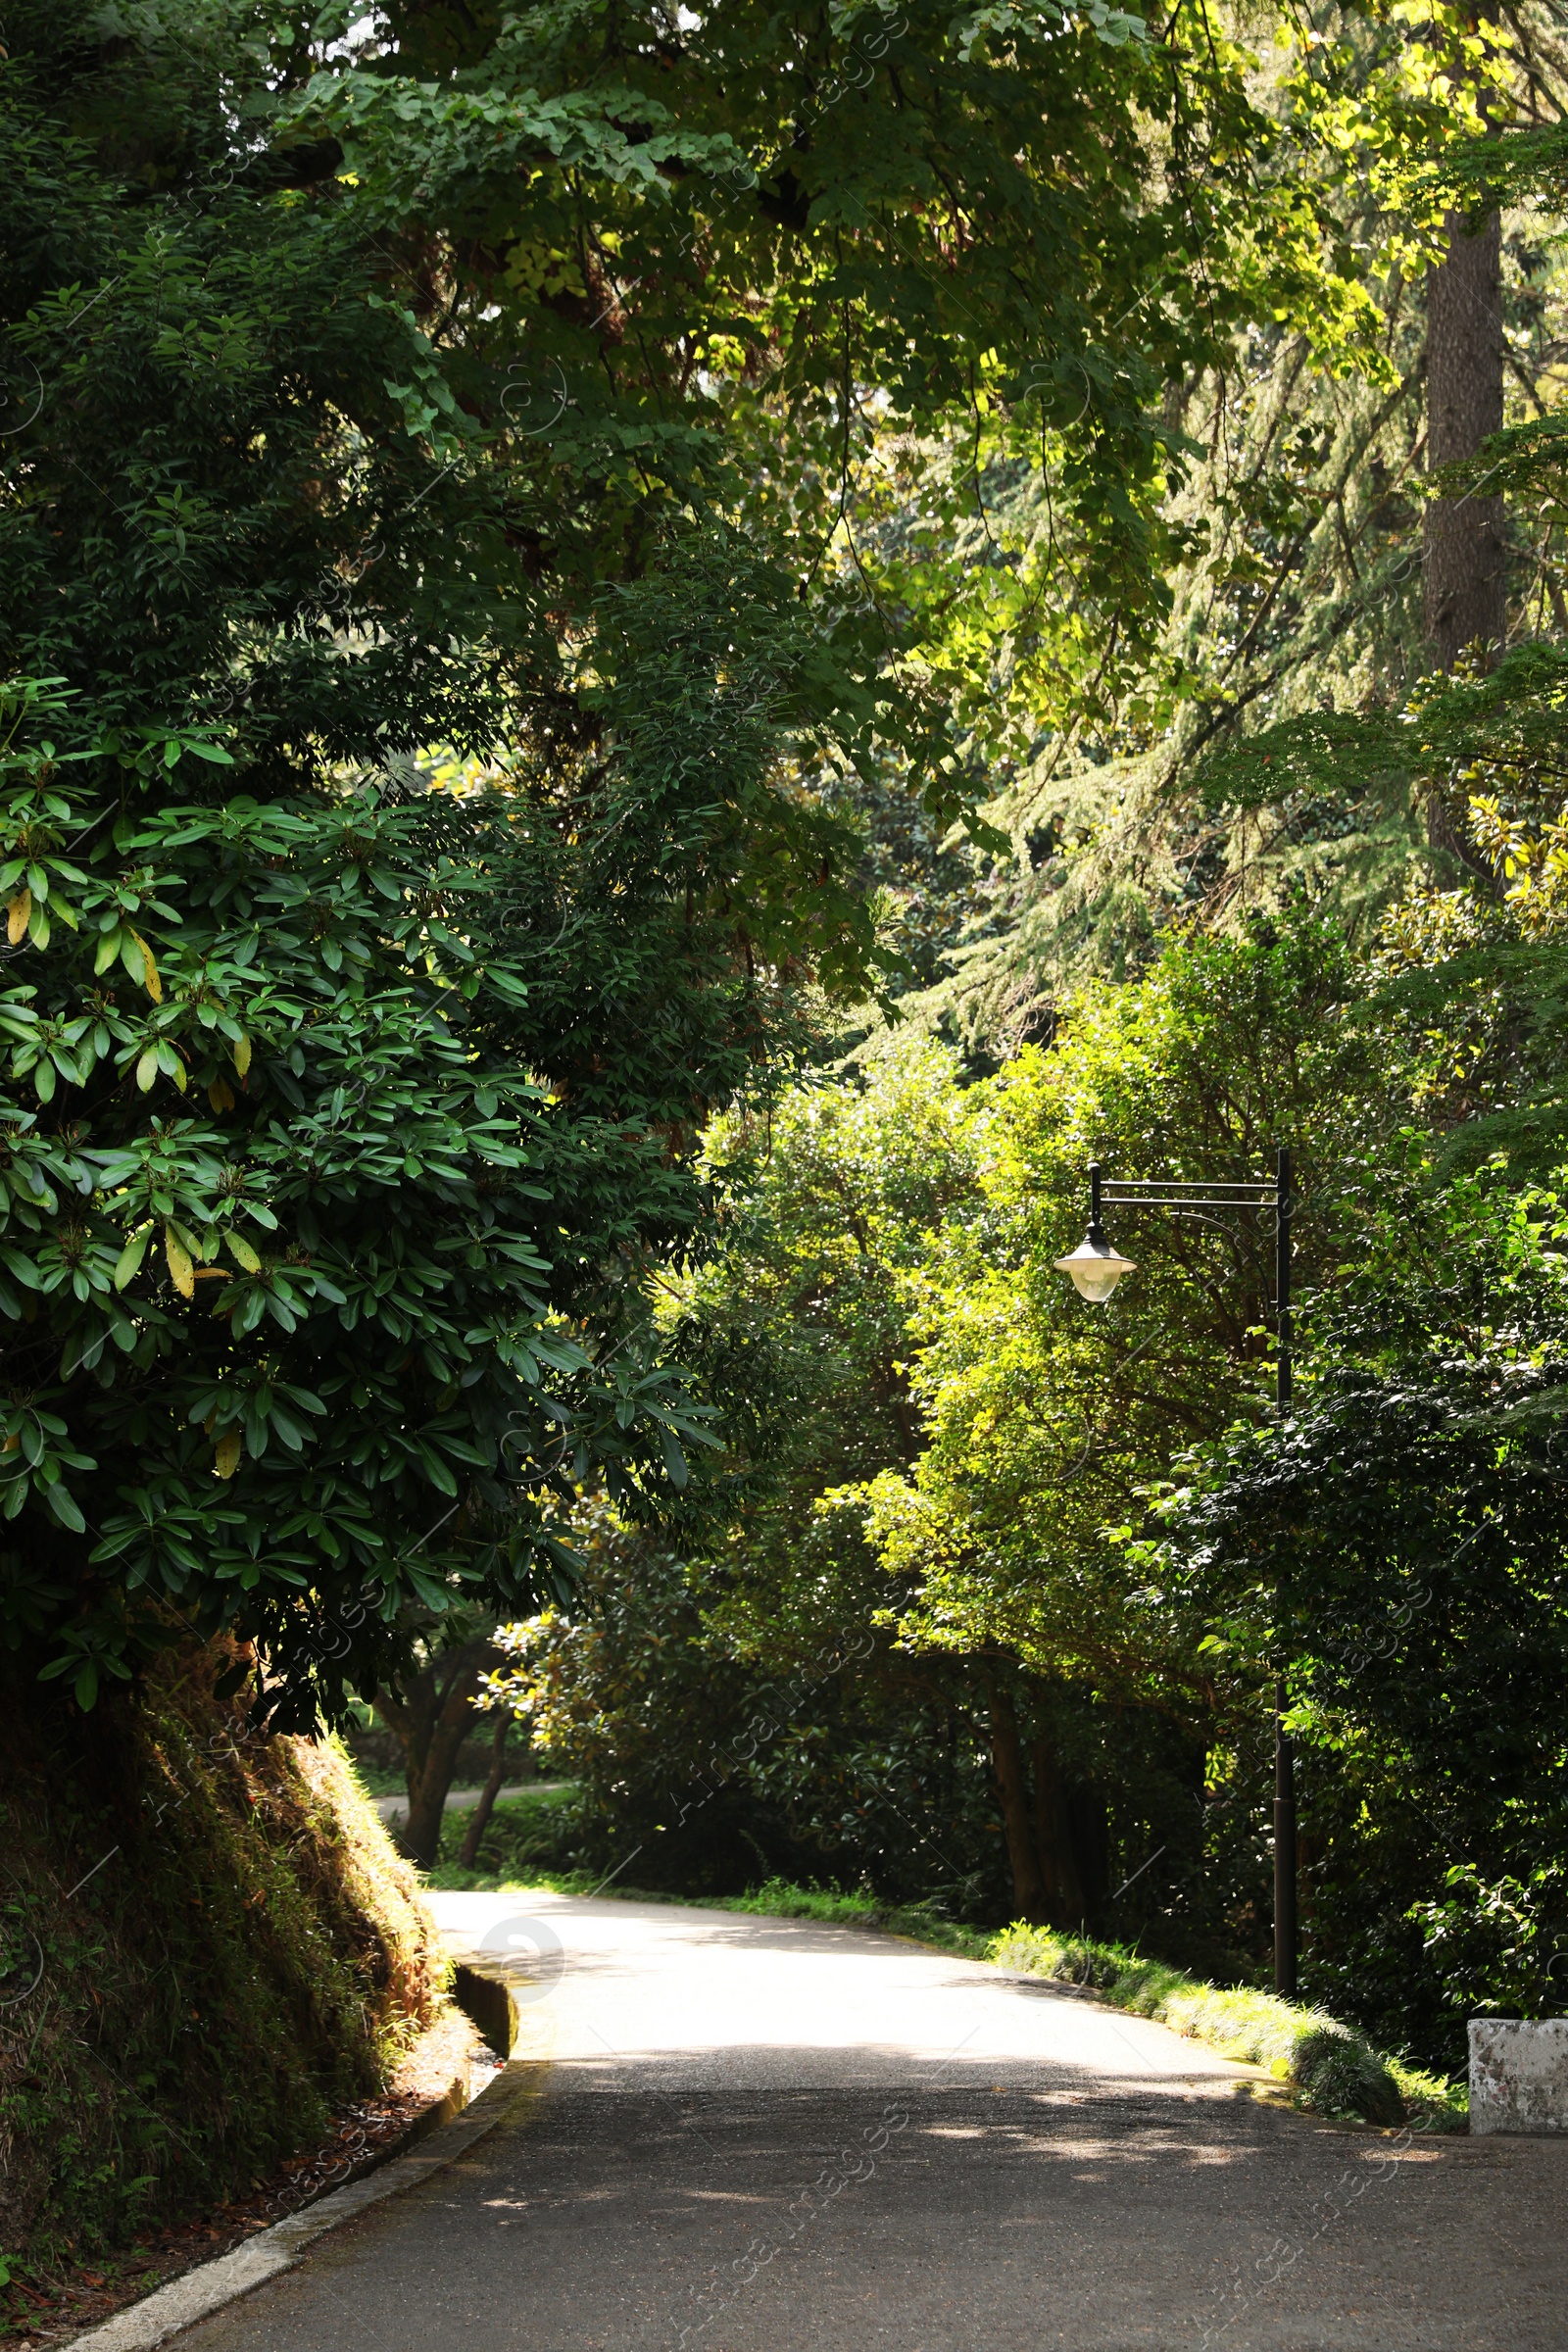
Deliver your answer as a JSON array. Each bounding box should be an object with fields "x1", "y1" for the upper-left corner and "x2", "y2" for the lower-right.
[{"x1": 166, "y1": 1888, "x2": 1568, "y2": 2351}]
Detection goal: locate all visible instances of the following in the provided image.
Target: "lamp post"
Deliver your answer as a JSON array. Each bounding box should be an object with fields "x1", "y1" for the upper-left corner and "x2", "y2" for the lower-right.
[{"x1": 1054, "y1": 1147, "x2": 1298, "y2": 2001}]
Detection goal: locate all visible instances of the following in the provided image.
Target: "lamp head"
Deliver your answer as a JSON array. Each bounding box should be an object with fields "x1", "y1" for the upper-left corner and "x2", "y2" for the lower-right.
[{"x1": 1054, "y1": 1223, "x2": 1137, "y2": 1303}]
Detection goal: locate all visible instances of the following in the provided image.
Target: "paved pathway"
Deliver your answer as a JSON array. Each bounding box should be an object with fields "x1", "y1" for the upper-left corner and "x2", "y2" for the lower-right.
[
  {"x1": 172, "y1": 1889, "x2": 1568, "y2": 2350},
  {"x1": 371, "y1": 1782, "x2": 564, "y2": 1823}
]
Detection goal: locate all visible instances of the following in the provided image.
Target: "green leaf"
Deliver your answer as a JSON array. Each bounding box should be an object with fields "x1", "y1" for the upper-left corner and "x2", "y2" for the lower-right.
[
  {"x1": 114, "y1": 1229, "x2": 151, "y2": 1290},
  {"x1": 661, "y1": 1430, "x2": 689, "y2": 1490},
  {"x1": 46, "y1": 1484, "x2": 86, "y2": 1533}
]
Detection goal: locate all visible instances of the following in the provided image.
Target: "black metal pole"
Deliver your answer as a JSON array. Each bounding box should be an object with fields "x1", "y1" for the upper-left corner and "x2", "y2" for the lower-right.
[
  {"x1": 1276, "y1": 1146, "x2": 1291, "y2": 1411},
  {"x1": 1089, "y1": 1159, "x2": 1102, "y2": 1237},
  {"x1": 1273, "y1": 1144, "x2": 1298, "y2": 2001}
]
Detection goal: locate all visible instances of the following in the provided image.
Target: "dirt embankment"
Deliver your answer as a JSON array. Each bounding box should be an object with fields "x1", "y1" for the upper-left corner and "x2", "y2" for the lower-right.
[{"x1": 0, "y1": 1648, "x2": 451, "y2": 2291}]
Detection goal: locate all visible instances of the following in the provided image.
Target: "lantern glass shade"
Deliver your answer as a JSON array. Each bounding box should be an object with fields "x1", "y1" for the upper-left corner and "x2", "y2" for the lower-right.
[{"x1": 1054, "y1": 1234, "x2": 1137, "y2": 1303}]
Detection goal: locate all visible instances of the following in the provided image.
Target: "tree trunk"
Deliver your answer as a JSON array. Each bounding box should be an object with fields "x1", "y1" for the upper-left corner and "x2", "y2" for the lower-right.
[
  {"x1": 458, "y1": 1711, "x2": 510, "y2": 1870},
  {"x1": 1032, "y1": 1735, "x2": 1086, "y2": 1926},
  {"x1": 1423, "y1": 14, "x2": 1505, "y2": 672},
  {"x1": 1067, "y1": 1785, "x2": 1111, "y2": 1922},
  {"x1": 374, "y1": 1634, "x2": 500, "y2": 1866},
  {"x1": 987, "y1": 1676, "x2": 1048, "y2": 1922}
]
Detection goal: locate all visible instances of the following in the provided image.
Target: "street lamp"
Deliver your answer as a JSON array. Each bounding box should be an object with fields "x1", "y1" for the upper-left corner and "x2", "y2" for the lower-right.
[
  {"x1": 1054, "y1": 1147, "x2": 1298, "y2": 2002},
  {"x1": 1052, "y1": 1163, "x2": 1137, "y2": 1300}
]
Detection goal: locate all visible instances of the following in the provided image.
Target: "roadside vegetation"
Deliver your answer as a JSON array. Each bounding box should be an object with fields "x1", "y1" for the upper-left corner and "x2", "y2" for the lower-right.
[
  {"x1": 0, "y1": 1651, "x2": 448, "y2": 2297},
  {"x1": 478, "y1": 904, "x2": 1568, "y2": 2085}
]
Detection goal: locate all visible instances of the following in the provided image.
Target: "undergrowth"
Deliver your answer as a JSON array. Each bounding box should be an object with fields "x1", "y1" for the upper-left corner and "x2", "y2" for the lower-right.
[{"x1": 423, "y1": 1784, "x2": 584, "y2": 1889}]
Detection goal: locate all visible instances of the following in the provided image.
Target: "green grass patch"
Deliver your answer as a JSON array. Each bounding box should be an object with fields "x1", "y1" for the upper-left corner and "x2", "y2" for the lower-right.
[
  {"x1": 987, "y1": 1923, "x2": 1465, "y2": 2131},
  {"x1": 708, "y1": 1876, "x2": 997, "y2": 1959}
]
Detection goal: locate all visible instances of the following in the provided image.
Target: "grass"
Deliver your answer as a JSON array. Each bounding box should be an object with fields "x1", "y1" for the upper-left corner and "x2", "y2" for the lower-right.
[
  {"x1": 986, "y1": 1922, "x2": 1464, "y2": 2132},
  {"x1": 446, "y1": 1852, "x2": 1468, "y2": 2133},
  {"x1": 710, "y1": 1878, "x2": 999, "y2": 1959}
]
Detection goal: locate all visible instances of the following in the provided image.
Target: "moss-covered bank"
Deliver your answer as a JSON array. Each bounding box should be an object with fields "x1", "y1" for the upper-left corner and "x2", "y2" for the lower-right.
[{"x1": 0, "y1": 1647, "x2": 445, "y2": 2270}]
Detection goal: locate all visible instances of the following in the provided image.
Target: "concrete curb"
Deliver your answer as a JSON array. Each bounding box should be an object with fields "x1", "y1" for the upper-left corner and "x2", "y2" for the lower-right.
[{"x1": 69, "y1": 2060, "x2": 546, "y2": 2351}]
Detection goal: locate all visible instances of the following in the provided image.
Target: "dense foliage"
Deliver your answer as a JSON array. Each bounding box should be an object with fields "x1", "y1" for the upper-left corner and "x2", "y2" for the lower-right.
[
  {"x1": 12, "y1": 0, "x2": 1568, "y2": 2123},
  {"x1": 491, "y1": 918, "x2": 1388, "y2": 1970},
  {"x1": 1164, "y1": 1183, "x2": 1568, "y2": 2063},
  {"x1": 0, "y1": 0, "x2": 991, "y2": 1713},
  {"x1": 283, "y1": 0, "x2": 1377, "y2": 750},
  {"x1": 498, "y1": 844, "x2": 1568, "y2": 2070}
]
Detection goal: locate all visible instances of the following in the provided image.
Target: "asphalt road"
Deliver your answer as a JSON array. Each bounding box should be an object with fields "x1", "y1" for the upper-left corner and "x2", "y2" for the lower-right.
[
  {"x1": 171, "y1": 1889, "x2": 1568, "y2": 2352},
  {"x1": 371, "y1": 1782, "x2": 565, "y2": 1824}
]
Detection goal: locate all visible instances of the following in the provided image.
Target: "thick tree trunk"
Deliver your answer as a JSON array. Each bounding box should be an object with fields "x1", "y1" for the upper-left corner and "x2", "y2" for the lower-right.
[
  {"x1": 1425, "y1": 207, "x2": 1505, "y2": 668},
  {"x1": 458, "y1": 1711, "x2": 510, "y2": 1869},
  {"x1": 374, "y1": 1634, "x2": 500, "y2": 1866},
  {"x1": 1423, "y1": 0, "x2": 1505, "y2": 676},
  {"x1": 1032, "y1": 1734, "x2": 1086, "y2": 1926},
  {"x1": 987, "y1": 1677, "x2": 1048, "y2": 1922}
]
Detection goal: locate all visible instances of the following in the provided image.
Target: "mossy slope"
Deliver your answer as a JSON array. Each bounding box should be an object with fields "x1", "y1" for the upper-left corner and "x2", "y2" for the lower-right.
[{"x1": 0, "y1": 1648, "x2": 445, "y2": 2269}]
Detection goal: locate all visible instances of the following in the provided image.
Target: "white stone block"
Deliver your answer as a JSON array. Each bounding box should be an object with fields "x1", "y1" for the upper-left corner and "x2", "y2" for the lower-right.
[{"x1": 1469, "y1": 2017, "x2": 1568, "y2": 2134}]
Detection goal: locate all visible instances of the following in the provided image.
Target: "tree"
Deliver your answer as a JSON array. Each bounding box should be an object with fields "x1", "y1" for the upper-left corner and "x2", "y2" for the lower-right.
[
  {"x1": 370, "y1": 1624, "x2": 502, "y2": 1866},
  {"x1": 1426, "y1": 202, "x2": 1506, "y2": 666},
  {"x1": 1161, "y1": 1180, "x2": 1568, "y2": 2068},
  {"x1": 0, "y1": 3, "x2": 907, "y2": 1719},
  {"x1": 492, "y1": 922, "x2": 1394, "y2": 1957},
  {"x1": 1101, "y1": 669, "x2": 1568, "y2": 2057},
  {"x1": 1, "y1": 0, "x2": 1388, "y2": 1725},
  {"x1": 857, "y1": 912, "x2": 1385, "y2": 1934},
  {"x1": 283, "y1": 0, "x2": 1375, "y2": 752},
  {"x1": 0, "y1": 677, "x2": 719, "y2": 1717},
  {"x1": 482, "y1": 1053, "x2": 1012, "y2": 1911},
  {"x1": 1424, "y1": 8, "x2": 1507, "y2": 669},
  {"x1": 846, "y1": 2, "x2": 1568, "y2": 1060}
]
